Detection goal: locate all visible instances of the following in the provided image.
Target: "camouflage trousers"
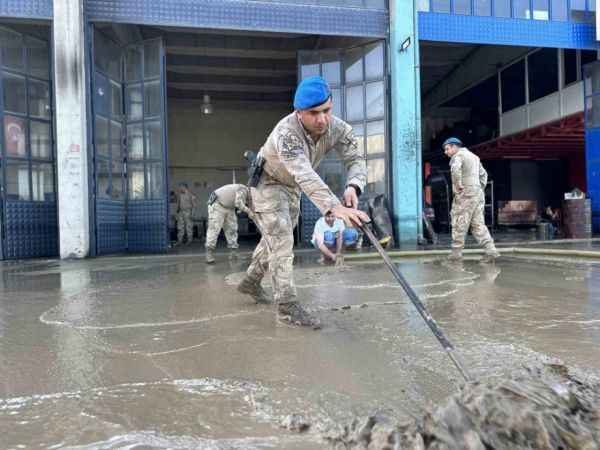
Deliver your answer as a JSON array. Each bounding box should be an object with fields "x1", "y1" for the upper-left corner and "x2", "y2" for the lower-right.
[
  {"x1": 451, "y1": 192, "x2": 497, "y2": 253},
  {"x1": 177, "y1": 209, "x2": 194, "y2": 243},
  {"x1": 245, "y1": 183, "x2": 300, "y2": 303},
  {"x1": 205, "y1": 202, "x2": 239, "y2": 250}
]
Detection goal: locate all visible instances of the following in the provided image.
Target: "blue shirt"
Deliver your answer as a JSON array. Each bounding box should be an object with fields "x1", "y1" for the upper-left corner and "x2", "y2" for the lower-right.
[{"x1": 311, "y1": 217, "x2": 345, "y2": 246}]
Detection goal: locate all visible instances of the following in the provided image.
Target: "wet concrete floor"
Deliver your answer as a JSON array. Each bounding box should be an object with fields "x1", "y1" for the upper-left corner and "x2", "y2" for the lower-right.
[{"x1": 1, "y1": 253, "x2": 600, "y2": 449}]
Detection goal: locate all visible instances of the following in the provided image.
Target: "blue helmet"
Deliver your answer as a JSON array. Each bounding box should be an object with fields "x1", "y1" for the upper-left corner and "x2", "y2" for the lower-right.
[{"x1": 442, "y1": 137, "x2": 462, "y2": 148}]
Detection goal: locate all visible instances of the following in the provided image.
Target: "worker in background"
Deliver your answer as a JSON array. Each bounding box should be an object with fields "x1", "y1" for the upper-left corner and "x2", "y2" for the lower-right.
[
  {"x1": 236, "y1": 75, "x2": 369, "y2": 328},
  {"x1": 311, "y1": 210, "x2": 359, "y2": 266},
  {"x1": 205, "y1": 183, "x2": 245, "y2": 263},
  {"x1": 443, "y1": 137, "x2": 499, "y2": 263},
  {"x1": 175, "y1": 182, "x2": 198, "y2": 246}
]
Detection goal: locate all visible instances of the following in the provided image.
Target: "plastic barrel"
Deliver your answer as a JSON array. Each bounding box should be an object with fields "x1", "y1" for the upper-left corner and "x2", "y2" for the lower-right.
[{"x1": 562, "y1": 199, "x2": 592, "y2": 239}]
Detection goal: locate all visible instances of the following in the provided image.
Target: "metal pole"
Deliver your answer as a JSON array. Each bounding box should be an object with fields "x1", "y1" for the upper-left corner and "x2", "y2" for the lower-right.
[{"x1": 359, "y1": 223, "x2": 472, "y2": 382}]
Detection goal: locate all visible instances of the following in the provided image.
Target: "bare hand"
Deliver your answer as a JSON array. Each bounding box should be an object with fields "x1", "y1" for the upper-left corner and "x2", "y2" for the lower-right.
[
  {"x1": 334, "y1": 254, "x2": 345, "y2": 267},
  {"x1": 330, "y1": 203, "x2": 370, "y2": 228},
  {"x1": 343, "y1": 186, "x2": 359, "y2": 209}
]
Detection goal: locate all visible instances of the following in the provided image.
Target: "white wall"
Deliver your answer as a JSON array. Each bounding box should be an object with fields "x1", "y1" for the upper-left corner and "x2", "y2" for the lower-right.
[{"x1": 167, "y1": 99, "x2": 291, "y2": 217}]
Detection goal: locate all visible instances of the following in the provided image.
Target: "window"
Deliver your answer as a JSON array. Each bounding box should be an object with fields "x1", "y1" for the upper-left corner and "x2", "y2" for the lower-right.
[
  {"x1": 494, "y1": 0, "x2": 511, "y2": 17},
  {"x1": 474, "y1": 0, "x2": 491, "y2": 16},
  {"x1": 581, "y1": 50, "x2": 598, "y2": 68},
  {"x1": 528, "y1": 49, "x2": 558, "y2": 101},
  {"x1": 431, "y1": 0, "x2": 450, "y2": 13},
  {"x1": 453, "y1": 0, "x2": 471, "y2": 14},
  {"x1": 551, "y1": 0, "x2": 567, "y2": 20},
  {"x1": 417, "y1": 0, "x2": 430, "y2": 12},
  {"x1": 513, "y1": 0, "x2": 531, "y2": 18},
  {"x1": 564, "y1": 49, "x2": 578, "y2": 85},
  {"x1": 501, "y1": 60, "x2": 526, "y2": 112},
  {"x1": 532, "y1": 0, "x2": 549, "y2": 19}
]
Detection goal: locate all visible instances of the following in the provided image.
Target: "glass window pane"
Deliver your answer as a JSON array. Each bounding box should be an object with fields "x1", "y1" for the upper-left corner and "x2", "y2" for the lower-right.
[
  {"x1": 144, "y1": 41, "x2": 160, "y2": 79},
  {"x1": 513, "y1": 0, "x2": 531, "y2": 18},
  {"x1": 111, "y1": 121, "x2": 122, "y2": 157},
  {"x1": 127, "y1": 124, "x2": 144, "y2": 160},
  {"x1": 585, "y1": 66, "x2": 600, "y2": 95},
  {"x1": 494, "y1": 0, "x2": 511, "y2": 16},
  {"x1": 331, "y1": 88, "x2": 342, "y2": 117},
  {"x1": 96, "y1": 158, "x2": 111, "y2": 199},
  {"x1": 5, "y1": 116, "x2": 27, "y2": 157},
  {"x1": 144, "y1": 81, "x2": 161, "y2": 117},
  {"x1": 365, "y1": 43, "x2": 384, "y2": 80},
  {"x1": 95, "y1": 116, "x2": 109, "y2": 157},
  {"x1": 29, "y1": 79, "x2": 51, "y2": 119},
  {"x1": 147, "y1": 163, "x2": 164, "y2": 199},
  {"x1": 94, "y1": 30, "x2": 120, "y2": 81},
  {"x1": 146, "y1": 121, "x2": 162, "y2": 159},
  {"x1": 417, "y1": 0, "x2": 431, "y2": 12},
  {"x1": 571, "y1": 0, "x2": 586, "y2": 10},
  {"x1": 111, "y1": 160, "x2": 124, "y2": 199},
  {"x1": 128, "y1": 163, "x2": 145, "y2": 200},
  {"x1": 528, "y1": 48, "x2": 558, "y2": 101},
  {"x1": 366, "y1": 81, "x2": 385, "y2": 119},
  {"x1": 26, "y1": 37, "x2": 49, "y2": 79},
  {"x1": 367, "y1": 158, "x2": 385, "y2": 194},
  {"x1": 591, "y1": 0, "x2": 596, "y2": 11},
  {"x1": 533, "y1": 0, "x2": 549, "y2": 19},
  {"x1": 551, "y1": 0, "x2": 567, "y2": 19},
  {"x1": 367, "y1": 120, "x2": 385, "y2": 156},
  {"x1": 474, "y1": 0, "x2": 491, "y2": 15},
  {"x1": 6, "y1": 161, "x2": 30, "y2": 201},
  {"x1": 454, "y1": 0, "x2": 471, "y2": 14},
  {"x1": 111, "y1": 81, "x2": 122, "y2": 118},
  {"x1": 3, "y1": 73, "x2": 26, "y2": 114},
  {"x1": 31, "y1": 163, "x2": 54, "y2": 202},
  {"x1": 299, "y1": 53, "x2": 320, "y2": 80},
  {"x1": 352, "y1": 123, "x2": 365, "y2": 157},
  {"x1": 1, "y1": 29, "x2": 24, "y2": 71},
  {"x1": 94, "y1": 72, "x2": 109, "y2": 117},
  {"x1": 346, "y1": 85, "x2": 364, "y2": 122},
  {"x1": 431, "y1": 0, "x2": 450, "y2": 12},
  {"x1": 125, "y1": 46, "x2": 143, "y2": 82},
  {"x1": 126, "y1": 84, "x2": 143, "y2": 121},
  {"x1": 501, "y1": 60, "x2": 526, "y2": 112},
  {"x1": 344, "y1": 47, "x2": 363, "y2": 84},
  {"x1": 30, "y1": 121, "x2": 52, "y2": 159},
  {"x1": 581, "y1": 50, "x2": 598, "y2": 67},
  {"x1": 322, "y1": 52, "x2": 341, "y2": 86}
]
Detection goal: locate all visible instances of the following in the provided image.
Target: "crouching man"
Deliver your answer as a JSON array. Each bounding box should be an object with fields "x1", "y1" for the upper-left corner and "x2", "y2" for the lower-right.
[{"x1": 312, "y1": 211, "x2": 358, "y2": 265}]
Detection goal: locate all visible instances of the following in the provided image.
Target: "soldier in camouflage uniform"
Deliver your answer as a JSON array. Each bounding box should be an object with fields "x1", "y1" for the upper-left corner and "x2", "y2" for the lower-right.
[
  {"x1": 176, "y1": 182, "x2": 198, "y2": 246},
  {"x1": 205, "y1": 183, "x2": 245, "y2": 264},
  {"x1": 237, "y1": 76, "x2": 369, "y2": 328},
  {"x1": 443, "y1": 137, "x2": 499, "y2": 263}
]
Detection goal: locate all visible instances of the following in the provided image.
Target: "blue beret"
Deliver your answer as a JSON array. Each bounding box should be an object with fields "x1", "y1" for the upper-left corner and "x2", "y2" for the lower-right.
[
  {"x1": 293, "y1": 76, "x2": 331, "y2": 110},
  {"x1": 442, "y1": 137, "x2": 462, "y2": 148}
]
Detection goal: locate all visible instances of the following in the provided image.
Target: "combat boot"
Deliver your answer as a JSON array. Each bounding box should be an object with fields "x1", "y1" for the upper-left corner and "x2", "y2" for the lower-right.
[
  {"x1": 237, "y1": 277, "x2": 271, "y2": 304},
  {"x1": 447, "y1": 248, "x2": 463, "y2": 261},
  {"x1": 206, "y1": 248, "x2": 215, "y2": 264},
  {"x1": 480, "y1": 250, "x2": 500, "y2": 264},
  {"x1": 277, "y1": 301, "x2": 321, "y2": 329}
]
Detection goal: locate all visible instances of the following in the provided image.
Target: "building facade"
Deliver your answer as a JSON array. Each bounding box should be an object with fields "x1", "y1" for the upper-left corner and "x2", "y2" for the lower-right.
[{"x1": 0, "y1": 0, "x2": 597, "y2": 259}]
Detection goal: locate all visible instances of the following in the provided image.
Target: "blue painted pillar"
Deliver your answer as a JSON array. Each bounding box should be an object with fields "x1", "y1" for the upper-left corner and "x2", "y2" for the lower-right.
[{"x1": 390, "y1": 0, "x2": 422, "y2": 245}]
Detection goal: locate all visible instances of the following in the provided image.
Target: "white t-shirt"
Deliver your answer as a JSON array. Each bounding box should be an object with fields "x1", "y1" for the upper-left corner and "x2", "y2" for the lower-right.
[{"x1": 311, "y1": 217, "x2": 345, "y2": 246}]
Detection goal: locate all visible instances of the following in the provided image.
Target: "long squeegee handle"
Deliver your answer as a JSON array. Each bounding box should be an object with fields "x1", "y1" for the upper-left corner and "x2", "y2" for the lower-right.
[{"x1": 359, "y1": 223, "x2": 472, "y2": 382}]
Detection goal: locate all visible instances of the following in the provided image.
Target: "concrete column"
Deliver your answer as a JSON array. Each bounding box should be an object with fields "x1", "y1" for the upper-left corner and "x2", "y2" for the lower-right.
[
  {"x1": 53, "y1": 0, "x2": 90, "y2": 258},
  {"x1": 390, "y1": 0, "x2": 422, "y2": 245}
]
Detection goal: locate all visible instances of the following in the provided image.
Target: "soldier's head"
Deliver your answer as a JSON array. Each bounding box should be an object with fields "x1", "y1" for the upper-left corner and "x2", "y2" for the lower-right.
[
  {"x1": 178, "y1": 182, "x2": 188, "y2": 193},
  {"x1": 442, "y1": 137, "x2": 462, "y2": 157},
  {"x1": 294, "y1": 76, "x2": 333, "y2": 137},
  {"x1": 324, "y1": 210, "x2": 336, "y2": 227}
]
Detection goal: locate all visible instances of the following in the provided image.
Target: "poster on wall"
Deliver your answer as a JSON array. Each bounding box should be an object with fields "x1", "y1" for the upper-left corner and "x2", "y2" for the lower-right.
[{"x1": 5, "y1": 116, "x2": 26, "y2": 157}]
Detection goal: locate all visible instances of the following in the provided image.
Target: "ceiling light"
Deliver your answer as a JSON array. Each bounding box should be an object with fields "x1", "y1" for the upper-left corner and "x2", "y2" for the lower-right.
[{"x1": 201, "y1": 94, "x2": 213, "y2": 115}]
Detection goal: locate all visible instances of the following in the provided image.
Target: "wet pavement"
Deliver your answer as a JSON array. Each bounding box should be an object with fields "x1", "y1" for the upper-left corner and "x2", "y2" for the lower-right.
[{"x1": 1, "y1": 252, "x2": 600, "y2": 449}]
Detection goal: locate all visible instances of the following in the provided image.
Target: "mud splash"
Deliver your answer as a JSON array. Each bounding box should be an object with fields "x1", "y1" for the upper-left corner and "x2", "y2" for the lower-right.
[{"x1": 323, "y1": 364, "x2": 600, "y2": 449}]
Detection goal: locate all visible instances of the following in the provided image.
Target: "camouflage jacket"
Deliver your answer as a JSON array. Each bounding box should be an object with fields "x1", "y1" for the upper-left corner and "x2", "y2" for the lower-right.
[
  {"x1": 177, "y1": 191, "x2": 197, "y2": 212},
  {"x1": 258, "y1": 112, "x2": 366, "y2": 214},
  {"x1": 214, "y1": 184, "x2": 245, "y2": 209},
  {"x1": 449, "y1": 147, "x2": 487, "y2": 196}
]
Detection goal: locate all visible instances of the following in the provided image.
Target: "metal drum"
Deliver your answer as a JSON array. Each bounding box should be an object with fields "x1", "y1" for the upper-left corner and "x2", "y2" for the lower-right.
[{"x1": 562, "y1": 199, "x2": 592, "y2": 239}]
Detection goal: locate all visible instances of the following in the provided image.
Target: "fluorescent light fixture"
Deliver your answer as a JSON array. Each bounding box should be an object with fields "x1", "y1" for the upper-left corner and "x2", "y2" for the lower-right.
[{"x1": 201, "y1": 94, "x2": 213, "y2": 115}]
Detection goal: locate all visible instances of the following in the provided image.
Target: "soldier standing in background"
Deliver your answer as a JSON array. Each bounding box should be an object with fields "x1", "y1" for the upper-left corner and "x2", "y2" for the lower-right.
[{"x1": 175, "y1": 182, "x2": 198, "y2": 246}]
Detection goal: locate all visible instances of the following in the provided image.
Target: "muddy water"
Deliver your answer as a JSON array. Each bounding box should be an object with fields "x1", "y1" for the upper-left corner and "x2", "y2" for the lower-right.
[{"x1": 1, "y1": 255, "x2": 599, "y2": 449}]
